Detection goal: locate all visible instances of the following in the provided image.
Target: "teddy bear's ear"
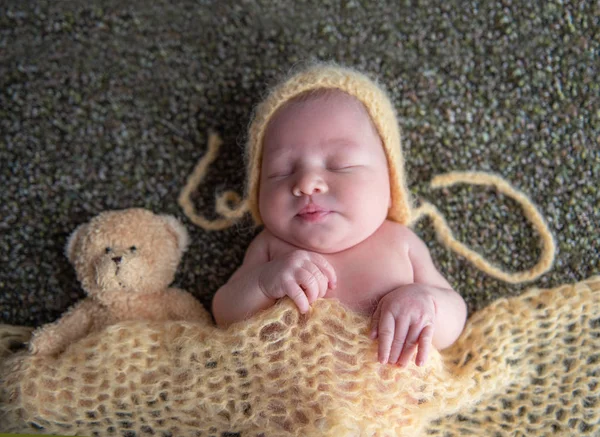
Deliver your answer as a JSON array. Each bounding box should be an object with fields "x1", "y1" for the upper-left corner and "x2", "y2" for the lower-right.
[
  {"x1": 160, "y1": 215, "x2": 189, "y2": 252},
  {"x1": 65, "y1": 224, "x2": 88, "y2": 264}
]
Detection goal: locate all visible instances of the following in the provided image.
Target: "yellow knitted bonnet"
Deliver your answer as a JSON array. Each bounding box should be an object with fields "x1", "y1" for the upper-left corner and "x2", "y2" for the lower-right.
[{"x1": 245, "y1": 62, "x2": 412, "y2": 226}]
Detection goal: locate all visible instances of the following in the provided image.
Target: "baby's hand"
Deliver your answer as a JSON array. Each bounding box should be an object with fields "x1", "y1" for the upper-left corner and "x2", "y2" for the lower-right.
[
  {"x1": 258, "y1": 250, "x2": 337, "y2": 313},
  {"x1": 370, "y1": 285, "x2": 436, "y2": 367}
]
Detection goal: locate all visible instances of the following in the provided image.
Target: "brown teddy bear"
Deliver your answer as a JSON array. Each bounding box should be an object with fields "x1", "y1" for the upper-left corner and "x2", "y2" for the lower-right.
[{"x1": 28, "y1": 208, "x2": 211, "y2": 356}]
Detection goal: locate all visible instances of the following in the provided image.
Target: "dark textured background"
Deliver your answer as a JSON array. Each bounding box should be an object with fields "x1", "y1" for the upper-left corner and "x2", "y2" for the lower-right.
[{"x1": 1, "y1": 0, "x2": 598, "y2": 328}]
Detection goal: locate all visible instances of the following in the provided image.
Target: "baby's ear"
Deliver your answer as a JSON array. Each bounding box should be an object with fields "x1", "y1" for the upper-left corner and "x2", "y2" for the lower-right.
[
  {"x1": 65, "y1": 224, "x2": 88, "y2": 265},
  {"x1": 160, "y1": 215, "x2": 189, "y2": 252}
]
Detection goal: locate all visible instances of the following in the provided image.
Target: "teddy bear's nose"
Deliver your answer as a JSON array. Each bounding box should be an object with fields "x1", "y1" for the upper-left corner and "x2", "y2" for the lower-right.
[{"x1": 112, "y1": 256, "x2": 122, "y2": 265}]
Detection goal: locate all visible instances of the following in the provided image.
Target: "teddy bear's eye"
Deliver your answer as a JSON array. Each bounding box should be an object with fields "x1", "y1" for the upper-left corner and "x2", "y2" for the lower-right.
[
  {"x1": 130, "y1": 246, "x2": 137, "y2": 252},
  {"x1": 105, "y1": 247, "x2": 112, "y2": 254}
]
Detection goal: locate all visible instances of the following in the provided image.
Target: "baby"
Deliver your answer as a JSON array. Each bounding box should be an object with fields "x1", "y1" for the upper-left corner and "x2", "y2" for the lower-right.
[{"x1": 212, "y1": 64, "x2": 466, "y2": 367}]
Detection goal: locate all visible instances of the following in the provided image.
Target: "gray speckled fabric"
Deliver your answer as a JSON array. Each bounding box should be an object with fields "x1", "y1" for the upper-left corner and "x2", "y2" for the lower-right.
[{"x1": 1, "y1": 0, "x2": 598, "y2": 327}]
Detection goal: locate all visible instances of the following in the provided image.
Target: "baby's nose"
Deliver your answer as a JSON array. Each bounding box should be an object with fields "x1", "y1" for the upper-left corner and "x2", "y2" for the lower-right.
[{"x1": 292, "y1": 172, "x2": 328, "y2": 197}]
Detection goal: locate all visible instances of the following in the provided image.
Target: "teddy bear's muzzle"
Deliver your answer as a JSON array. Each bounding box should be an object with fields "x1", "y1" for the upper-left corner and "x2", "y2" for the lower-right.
[{"x1": 95, "y1": 255, "x2": 136, "y2": 291}]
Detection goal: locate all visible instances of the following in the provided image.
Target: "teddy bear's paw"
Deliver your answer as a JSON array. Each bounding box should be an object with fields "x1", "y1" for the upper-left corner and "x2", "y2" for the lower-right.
[{"x1": 27, "y1": 329, "x2": 64, "y2": 357}]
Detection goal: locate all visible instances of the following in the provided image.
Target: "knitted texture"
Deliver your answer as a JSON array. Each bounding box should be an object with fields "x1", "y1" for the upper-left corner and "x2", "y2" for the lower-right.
[
  {"x1": 0, "y1": 325, "x2": 33, "y2": 362},
  {"x1": 1, "y1": 276, "x2": 598, "y2": 435}
]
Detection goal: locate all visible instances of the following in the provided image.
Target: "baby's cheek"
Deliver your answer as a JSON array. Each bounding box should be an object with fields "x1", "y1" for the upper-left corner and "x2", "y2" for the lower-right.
[
  {"x1": 262, "y1": 185, "x2": 287, "y2": 208},
  {"x1": 259, "y1": 193, "x2": 290, "y2": 234}
]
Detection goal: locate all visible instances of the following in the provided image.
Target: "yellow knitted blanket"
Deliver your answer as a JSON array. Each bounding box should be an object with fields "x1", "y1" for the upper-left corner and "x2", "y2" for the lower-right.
[{"x1": 1, "y1": 276, "x2": 598, "y2": 436}]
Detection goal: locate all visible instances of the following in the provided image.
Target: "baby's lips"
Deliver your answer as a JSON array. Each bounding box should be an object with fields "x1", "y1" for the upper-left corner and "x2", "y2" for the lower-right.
[{"x1": 298, "y1": 203, "x2": 327, "y2": 215}]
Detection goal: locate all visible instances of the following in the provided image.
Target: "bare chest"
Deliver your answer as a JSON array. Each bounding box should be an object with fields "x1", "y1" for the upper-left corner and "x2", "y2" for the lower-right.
[
  {"x1": 324, "y1": 243, "x2": 413, "y2": 314},
  {"x1": 268, "y1": 225, "x2": 414, "y2": 315}
]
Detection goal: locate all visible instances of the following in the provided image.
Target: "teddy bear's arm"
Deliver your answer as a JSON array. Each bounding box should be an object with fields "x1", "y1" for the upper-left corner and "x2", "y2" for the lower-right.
[
  {"x1": 165, "y1": 288, "x2": 213, "y2": 324},
  {"x1": 28, "y1": 298, "x2": 100, "y2": 356}
]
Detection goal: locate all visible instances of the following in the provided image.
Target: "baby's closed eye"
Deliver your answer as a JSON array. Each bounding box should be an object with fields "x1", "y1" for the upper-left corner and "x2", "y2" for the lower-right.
[
  {"x1": 326, "y1": 160, "x2": 361, "y2": 171},
  {"x1": 265, "y1": 164, "x2": 295, "y2": 179}
]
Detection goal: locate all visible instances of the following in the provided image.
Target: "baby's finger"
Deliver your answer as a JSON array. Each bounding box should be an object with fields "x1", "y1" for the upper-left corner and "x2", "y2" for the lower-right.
[
  {"x1": 301, "y1": 260, "x2": 328, "y2": 299},
  {"x1": 282, "y1": 279, "x2": 310, "y2": 314},
  {"x1": 388, "y1": 318, "x2": 410, "y2": 365},
  {"x1": 370, "y1": 305, "x2": 382, "y2": 339},
  {"x1": 295, "y1": 268, "x2": 320, "y2": 304},
  {"x1": 397, "y1": 324, "x2": 421, "y2": 367},
  {"x1": 416, "y1": 324, "x2": 434, "y2": 366},
  {"x1": 377, "y1": 312, "x2": 399, "y2": 364},
  {"x1": 308, "y1": 253, "x2": 337, "y2": 290}
]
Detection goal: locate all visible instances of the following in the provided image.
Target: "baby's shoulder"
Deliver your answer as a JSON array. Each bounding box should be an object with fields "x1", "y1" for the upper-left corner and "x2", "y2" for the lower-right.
[
  {"x1": 376, "y1": 221, "x2": 432, "y2": 261},
  {"x1": 242, "y1": 228, "x2": 272, "y2": 264},
  {"x1": 245, "y1": 228, "x2": 291, "y2": 263},
  {"x1": 379, "y1": 220, "x2": 419, "y2": 246}
]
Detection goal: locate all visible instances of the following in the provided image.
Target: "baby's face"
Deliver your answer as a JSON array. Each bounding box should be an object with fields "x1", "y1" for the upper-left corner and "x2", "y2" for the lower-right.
[{"x1": 259, "y1": 91, "x2": 391, "y2": 253}]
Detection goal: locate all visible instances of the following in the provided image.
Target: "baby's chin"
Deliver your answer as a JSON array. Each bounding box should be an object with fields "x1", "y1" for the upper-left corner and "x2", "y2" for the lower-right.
[
  {"x1": 266, "y1": 215, "x2": 368, "y2": 254},
  {"x1": 291, "y1": 240, "x2": 350, "y2": 254},
  {"x1": 280, "y1": 230, "x2": 360, "y2": 254}
]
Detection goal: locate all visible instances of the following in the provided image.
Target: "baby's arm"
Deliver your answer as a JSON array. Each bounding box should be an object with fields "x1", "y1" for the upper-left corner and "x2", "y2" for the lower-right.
[
  {"x1": 371, "y1": 228, "x2": 466, "y2": 366},
  {"x1": 212, "y1": 230, "x2": 337, "y2": 327},
  {"x1": 212, "y1": 231, "x2": 275, "y2": 327}
]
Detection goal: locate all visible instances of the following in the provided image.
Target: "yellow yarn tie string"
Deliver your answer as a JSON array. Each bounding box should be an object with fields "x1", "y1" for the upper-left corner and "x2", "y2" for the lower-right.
[
  {"x1": 178, "y1": 132, "x2": 248, "y2": 231},
  {"x1": 411, "y1": 171, "x2": 556, "y2": 284}
]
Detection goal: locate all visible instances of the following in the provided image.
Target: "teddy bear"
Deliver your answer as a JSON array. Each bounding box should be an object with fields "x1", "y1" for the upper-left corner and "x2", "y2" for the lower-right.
[{"x1": 28, "y1": 208, "x2": 212, "y2": 356}]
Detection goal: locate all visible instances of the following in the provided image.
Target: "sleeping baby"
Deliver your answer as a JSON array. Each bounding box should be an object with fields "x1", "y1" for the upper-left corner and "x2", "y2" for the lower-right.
[{"x1": 212, "y1": 63, "x2": 466, "y2": 367}]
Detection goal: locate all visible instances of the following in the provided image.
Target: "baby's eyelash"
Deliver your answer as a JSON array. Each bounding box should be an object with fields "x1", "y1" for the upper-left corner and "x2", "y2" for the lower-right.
[{"x1": 328, "y1": 164, "x2": 358, "y2": 171}]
